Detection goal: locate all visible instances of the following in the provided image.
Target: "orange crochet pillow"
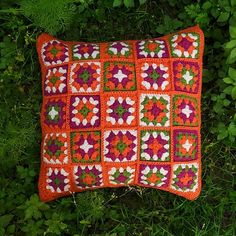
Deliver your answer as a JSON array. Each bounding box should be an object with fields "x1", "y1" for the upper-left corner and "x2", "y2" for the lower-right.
[{"x1": 37, "y1": 25, "x2": 204, "y2": 202}]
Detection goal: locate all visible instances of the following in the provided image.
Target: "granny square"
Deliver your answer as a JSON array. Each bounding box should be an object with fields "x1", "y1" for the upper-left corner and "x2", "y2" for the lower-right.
[
  {"x1": 103, "y1": 62, "x2": 136, "y2": 91},
  {"x1": 37, "y1": 25, "x2": 204, "y2": 201}
]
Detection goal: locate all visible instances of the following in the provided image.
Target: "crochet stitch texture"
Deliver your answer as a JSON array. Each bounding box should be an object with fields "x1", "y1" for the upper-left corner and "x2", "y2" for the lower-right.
[{"x1": 37, "y1": 25, "x2": 204, "y2": 202}]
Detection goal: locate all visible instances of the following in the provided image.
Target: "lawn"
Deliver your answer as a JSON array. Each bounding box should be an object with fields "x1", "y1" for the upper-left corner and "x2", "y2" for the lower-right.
[{"x1": 0, "y1": 0, "x2": 235, "y2": 235}]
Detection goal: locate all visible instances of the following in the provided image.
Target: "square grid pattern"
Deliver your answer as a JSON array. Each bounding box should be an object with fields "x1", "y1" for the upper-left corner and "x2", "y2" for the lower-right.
[{"x1": 37, "y1": 25, "x2": 204, "y2": 202}]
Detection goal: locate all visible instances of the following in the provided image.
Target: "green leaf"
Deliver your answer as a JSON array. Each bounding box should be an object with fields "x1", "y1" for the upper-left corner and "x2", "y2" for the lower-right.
[
  {"x1": 211, "y1": 95, "x2": 217, "y2": 101},
  {"x1": 202, "y1": 1, "x2": 212, "y2": 10},
  {"x1": 124, "y1": 0, "x2": 134, "y2": 7},
  {"x1": 227, "y1": 48, "x2": 236, "y2": 64},
  {"x1": 80, "y1": 219, "x2": 91, "y2": 225},
  {"x1": 223, "y1": 99, "x2": 231, "y2": 106},
  {"x1": 113, "y1": 0, "x2": 122, "y2": 7},
  {"x1": 20, "y1": 194, "x2": 50, "y2": 220},
  {"x1": 0, "y1": 228, "x2": 5, "y2": 236},
  {"x1": 0, "y1": 214, "x2": 14, "y2": 228},
  {"x1": 218, "y1": 122, "x2": 226, "y2": 131},
  {"x1": 225, "y1": 40, "x2": 236, "y2": 49},
  {"x1": 6, "y1": 224, "x2": 15, "y2": 234},
  {"x1": 217, "y1": 12, "x2": 230, "y2": 22},
  {"x1": 229, "y1": 26, "x2": 236, "y2": 38},
  {"x1": 139, "y1": 0, "x2": 146, "y2": 4},
  {"x1": 223, "y1": 77, "x2": 234, "y2": 84},
  {"x1": 217, "y1": 130, "x2": 228, "y2": 140},
  {"x1": 211, "y1": 7, "x2": 220, "y2": 18},
  {"x1": 156, "y1": 25, "x2": 165, "y2": 34},
  {"x1": 218, "y1": 0, "x2": 230, "y2": 9},
  {"x1": 220, "y1": 93, "x2": 226, "y2": 99},
  {"x1": 231, "y1": 86, "x2": 236, "y2": 99},
  {"x1": 228, "y1": 122, "x2": 236, "y2": 136},
  {"x1": 224, "y1": 85, "x2": 233, "y2": 95},
  {"x1": 213, "y1": 100, "x2": 224, "y2": 114},
  {"x1": 228, "y1": 67, "x2": 236, "y2": 81}
]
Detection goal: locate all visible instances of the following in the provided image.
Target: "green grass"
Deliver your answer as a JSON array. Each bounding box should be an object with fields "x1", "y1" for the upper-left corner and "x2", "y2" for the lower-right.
[{"x1": 0, "y1": 0, "x2": 235, "y2": 235}]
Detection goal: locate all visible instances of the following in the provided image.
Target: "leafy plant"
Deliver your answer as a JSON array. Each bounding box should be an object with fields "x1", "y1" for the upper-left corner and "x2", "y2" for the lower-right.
[
  {"x1": 20, "y1": 0, "x2": 77, "y2": 35},
  {"x1": 113, "y1": 0, "x2": 147, "y2": 8}
]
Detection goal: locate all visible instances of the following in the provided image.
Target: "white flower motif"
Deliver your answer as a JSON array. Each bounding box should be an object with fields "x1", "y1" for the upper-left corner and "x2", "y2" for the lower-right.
[
  {"x1": 114, "y1": 69, "x2": 127, "y2": 82},
  {"x1": 182, "y1": 71, "x2": 193, "y2": 84},
  {"x1": 48, "y1": 107, "x2": 58, "y2": 120},
  {"x1": 181, "y1": 104, "x2": 193, "y2": 118},
  {"x1": 182, "y1": 139, "x2": 193, "y2": 152},
  {"x1": 80, "y1": 139, "x2": 93, "y2": 153}
]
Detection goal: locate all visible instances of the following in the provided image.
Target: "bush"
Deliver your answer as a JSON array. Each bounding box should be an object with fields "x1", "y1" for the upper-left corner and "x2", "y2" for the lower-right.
[{"x1": 0, "y1": 0, "x2": 235, "y2": 235}]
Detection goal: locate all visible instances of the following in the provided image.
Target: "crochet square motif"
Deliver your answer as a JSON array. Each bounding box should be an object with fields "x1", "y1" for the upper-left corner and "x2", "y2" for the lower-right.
[
  {"x1": 70, "y1": 131, "x2": 101, "y2": 163},
  {"x1": 37, "y1": 25, "x2": 204, "y2": 202}
]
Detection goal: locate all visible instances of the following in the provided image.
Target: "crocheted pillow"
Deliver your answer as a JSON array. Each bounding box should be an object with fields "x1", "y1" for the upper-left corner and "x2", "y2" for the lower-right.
[{"x1": 37, "y1": 25, "x2": 204, "y2": 202}]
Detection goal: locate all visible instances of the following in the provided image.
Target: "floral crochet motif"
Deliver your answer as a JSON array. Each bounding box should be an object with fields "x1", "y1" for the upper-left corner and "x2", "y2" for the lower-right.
[
  {"x1": 44, "y1": 65, "x2": 67, "y2": 95},
  {"x1": 138, "y1": 164, "x2": 170, "y2": 187},
  {"x1": 71, "y1": 131, "x2": 101, "y2": 163},
  {"x1": 46, "y1": 168, "x2": 70, "y2": 193},
  {"x1": 43, "y1": 133, "x2": 68, "y2": 164},
  {"x1": 173, "y1": 95, "x2": 198, "y2": 126},
  {"x1": 105, "y1": 41, "x2": 133, "y2": 58},
  {"x1": 136, "y1": 39, "x2": 169, "y2": 58},
  {"x1": 43, "y1": 98, "x2": 66, "y2": 129},
  {"x1": 170, "y1": 33, "x2": 200, "y2": 58},
  {"x1": 140, "y1": 130, "x2": 170, "y2": 161},
  {"x1": 173, "y1": 61, "x2": 200, "y2": 93},
  {"x1": 74, "y1": 165, "x2": 103, "y2": 188},
  {"x1": 140, "y1": 62, "x2": 170, "y2": 91},
  {"x1": 171, "y1": 164, "x2": 198, "y2": 192},
  {"x1": 104, "y1": 130, "x2": 137, "y2": 162},
  {"x1": 41, "y1": 40, "x2": 69, "y2": 66},
  {"x1": 70, "y1": 62, "x2": 101, "y2": 93},
  {"x1": 140, "y1": 94, "x2": 170, "y2": 127},
  {"x1": 104, "y1": 62, "x2": 136, "y2": 91},
  {"x1": 108, "y1": 166, "x2": 135, "y2": 185},
  {"x1": 105, "y1": 96, "x2": 136, "y2": 126},
  {"x1": 73, "y1": 43, "x2": 100, "y2": 60},
  {"x1": 173, "y1": 129, "x2": 198, "y2": 161},
  {"x1": 70, "y1": 95, "x2": 100, "y2": 129}
]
